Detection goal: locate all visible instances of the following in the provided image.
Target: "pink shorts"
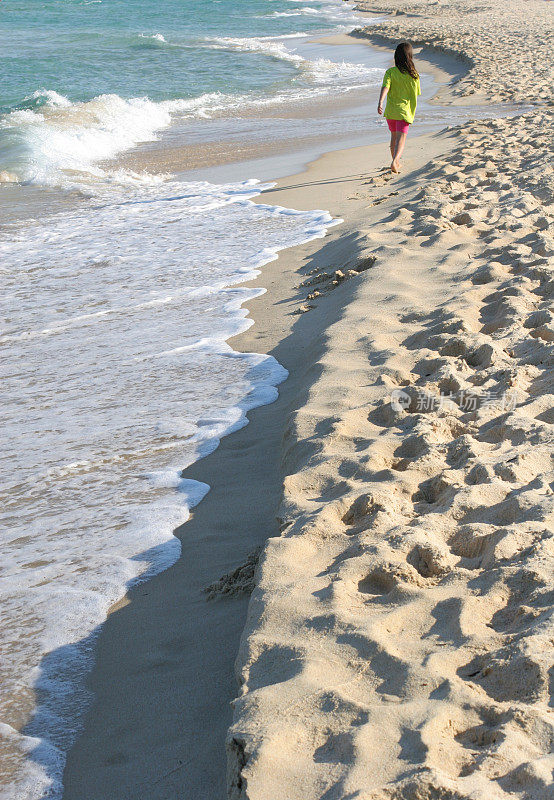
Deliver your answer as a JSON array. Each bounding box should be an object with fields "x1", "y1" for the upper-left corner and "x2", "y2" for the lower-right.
[{"x1": 387, "y1": 118, "x2": 410, "y2": 134}]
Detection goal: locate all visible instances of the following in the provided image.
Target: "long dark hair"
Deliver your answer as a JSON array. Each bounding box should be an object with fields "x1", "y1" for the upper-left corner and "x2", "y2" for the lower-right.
[{"x1": 394, "y1": 42, "x2": 419, "y2": 80}]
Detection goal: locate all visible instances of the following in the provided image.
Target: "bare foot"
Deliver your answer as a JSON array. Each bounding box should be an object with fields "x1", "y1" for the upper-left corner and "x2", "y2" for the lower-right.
[{"x1": 391, "y1": 160, "x2": 400, "y2": 174}]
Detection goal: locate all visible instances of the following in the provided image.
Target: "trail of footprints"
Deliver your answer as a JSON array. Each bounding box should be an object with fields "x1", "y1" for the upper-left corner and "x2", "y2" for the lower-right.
[
  {"x1": 230, "y1": 111, "x2": 553, "y2": 799},
  {"x1": 319, "y1": 115, "x2": 551, "y2": 796}
]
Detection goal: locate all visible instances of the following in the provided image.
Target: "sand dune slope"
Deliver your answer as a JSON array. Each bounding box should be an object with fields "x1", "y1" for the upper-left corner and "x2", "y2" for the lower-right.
[
  {"x1": 228, "y1": 108, "x2": 553, "y2": 799},
  {"x1": 356, "y1": 0, "x2": 553, "y2": 106}
]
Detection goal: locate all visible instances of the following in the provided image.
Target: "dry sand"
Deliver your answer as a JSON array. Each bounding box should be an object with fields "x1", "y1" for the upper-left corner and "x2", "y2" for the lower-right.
[
  {"x1": 227, "y1": 0, "x2": 554, "y2": 798},
  {"x1": 61, "y1": 0, "x2": 553, "y2": 798}
]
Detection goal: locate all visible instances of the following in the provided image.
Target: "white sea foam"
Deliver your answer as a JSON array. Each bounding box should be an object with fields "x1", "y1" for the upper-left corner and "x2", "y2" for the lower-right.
[
  {"x1": 205, "y1": 36, "x2": 380, "y2": 86},
  {"x1": 264, "y1": 6, "x2": 326, "y2": 16},
  {"x1": 0, "y1": 176, "x2": 339, "y2": 800},
  {"x1": 263, "y1": 10, "x2": 303, "y2": 16},
  {"x1": 24, "y1": 89, "x2": 73, "y2": 108},
  {"x1": 138, "y1": 32, "x2": 167, "y2": 42},
  {"x1": 206, "y1": 35, "x2": 306, "y2": 65},
  {"x1": 308, "y1": 56, "x2": 377, "y2": 82},
  {"x1": 278, "y1": 0, "x2": 361, "y2": 23},
  {"x1": 259, "y1": 31, "x2": 310, "y2": 38},
  {"x1": 0, "y1": 90, "x2": 229, "y2": 186}
]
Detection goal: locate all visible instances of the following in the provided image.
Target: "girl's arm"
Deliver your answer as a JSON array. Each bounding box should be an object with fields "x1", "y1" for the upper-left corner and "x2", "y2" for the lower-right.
[{"x1": 377, "y1": 86, "x2": 388, "y2": 115}]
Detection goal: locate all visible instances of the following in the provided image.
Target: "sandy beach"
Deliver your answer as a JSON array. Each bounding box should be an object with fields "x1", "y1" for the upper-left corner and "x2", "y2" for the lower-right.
[{"x1": 60, "y1": 0, "x2": 552, "y2": 798}]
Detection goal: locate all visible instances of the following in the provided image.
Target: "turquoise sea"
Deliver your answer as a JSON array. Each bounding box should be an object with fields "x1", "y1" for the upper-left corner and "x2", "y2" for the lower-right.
[
  {"x1": 2, "y1": 0, "x2": 361, "y2": 105},
  {"x1": 0, "y1": 2, "x2": 383, "y2": 799},
  {"x1": 6, "y1": 0, "x2": 365, "y2": 96},
  {"x1": 0, "y1": 0, "x2": 373, "y2": 184}
]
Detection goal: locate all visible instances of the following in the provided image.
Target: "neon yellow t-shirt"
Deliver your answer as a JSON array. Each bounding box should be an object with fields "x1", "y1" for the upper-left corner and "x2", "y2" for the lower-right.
[{"x1": 382, "y1": 66, "x2": 421, "y2": 124}]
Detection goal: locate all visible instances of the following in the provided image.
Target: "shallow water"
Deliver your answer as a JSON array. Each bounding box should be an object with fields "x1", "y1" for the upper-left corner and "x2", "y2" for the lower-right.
[
  {"x1": 0, "y1": 177, "x2": 337, "y2": 799},
  {"x1": 0, "y1": 0, "x2": 372, "y2": 186}
]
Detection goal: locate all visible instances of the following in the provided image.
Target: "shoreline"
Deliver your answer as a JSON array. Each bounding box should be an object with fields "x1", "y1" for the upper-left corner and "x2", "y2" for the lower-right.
[
  {"x1": 59, "y1": 32, "x2": 467, "y2": 800},
  {"x1": 99, "y1": 26, "x2": 506, "y2": 184},
  {"x1": 61, "y1": 125, "x2": 458, "y2": 800},
  {"x1": 1, "y1": 19, "x2": 474, "y2": 800},
  {"x1": 61, "y1": 1, "x2": 553, "y2": 799}
]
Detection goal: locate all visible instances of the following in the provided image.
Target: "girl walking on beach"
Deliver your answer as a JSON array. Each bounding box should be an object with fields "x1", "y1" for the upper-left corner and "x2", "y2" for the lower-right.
[{"x1": 378, "y1": 42, "x2": 421, "y2": 174}]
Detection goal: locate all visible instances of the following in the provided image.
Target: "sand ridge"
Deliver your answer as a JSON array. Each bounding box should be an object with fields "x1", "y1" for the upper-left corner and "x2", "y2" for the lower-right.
[
  {"x1": 228, "y1": 1, "x2": 553, "y2": 795},
  {"x1": 355, "y1": 0, "x2": 554, "y2": 106}
]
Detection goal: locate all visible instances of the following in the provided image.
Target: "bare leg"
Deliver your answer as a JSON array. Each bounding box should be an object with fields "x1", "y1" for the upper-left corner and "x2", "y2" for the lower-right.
[
  {"x1": 391, "y1": 131, "x2": 407, "y2": 173},
  {"x1": 389, "y1": 131, "x2": 397, "y2": 160}
]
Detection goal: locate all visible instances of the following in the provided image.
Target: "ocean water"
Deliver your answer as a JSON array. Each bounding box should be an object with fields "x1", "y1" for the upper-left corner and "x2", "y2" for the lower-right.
[
  {"x1": 0, "y1": 1, "x2": 381, "y2": 798},
  {"x1": 0, "y1": 0, "x2": 377, "y2": 186}
]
